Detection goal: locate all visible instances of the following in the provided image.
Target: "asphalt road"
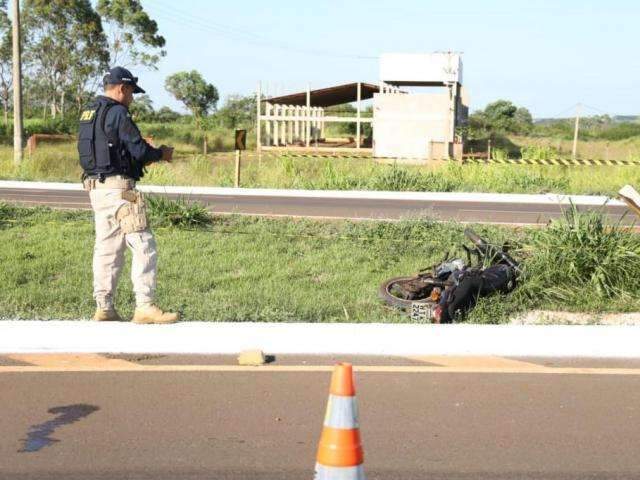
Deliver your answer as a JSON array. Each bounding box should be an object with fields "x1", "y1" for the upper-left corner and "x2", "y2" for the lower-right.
[
  {"x1": 0, "y1": 186, "x2": 632, "y2": 225},
  {"x1": 3, "y1": 354, "x2": 640, "y2": 479}
]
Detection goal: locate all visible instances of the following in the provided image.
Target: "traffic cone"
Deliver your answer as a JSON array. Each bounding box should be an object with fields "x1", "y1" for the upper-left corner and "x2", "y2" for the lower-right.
[{"x1": 314, "y1": 363, "x2": 365, "y2": 480}]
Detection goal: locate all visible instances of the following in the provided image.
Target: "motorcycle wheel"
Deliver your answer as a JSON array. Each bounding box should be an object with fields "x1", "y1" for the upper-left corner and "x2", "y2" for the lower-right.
[{"x1": 378, "y1": 276, "x2": 437, "y2": 310}]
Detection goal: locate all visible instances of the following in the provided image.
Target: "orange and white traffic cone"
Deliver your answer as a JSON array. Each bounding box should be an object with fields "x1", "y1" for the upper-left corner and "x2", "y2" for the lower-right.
[{"x1": 314, "y1": 363, "x2": 365, "y2": 480}]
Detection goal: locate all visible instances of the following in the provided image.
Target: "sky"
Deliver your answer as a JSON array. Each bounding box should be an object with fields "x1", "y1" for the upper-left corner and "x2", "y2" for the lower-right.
[{"x1": 130, "y1": 0, "x2": 638, "y2": 118}]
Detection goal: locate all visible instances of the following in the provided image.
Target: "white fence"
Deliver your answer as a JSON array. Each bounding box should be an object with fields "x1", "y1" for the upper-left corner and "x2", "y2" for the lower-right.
[{"x1": 261, "y1": 104, "x2": 325, "y2": 147}]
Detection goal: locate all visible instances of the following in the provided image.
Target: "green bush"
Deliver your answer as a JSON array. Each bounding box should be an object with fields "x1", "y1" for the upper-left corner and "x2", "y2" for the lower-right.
[
  {"x1": 24, "y1": 117, "x2": 76, "y2": 136},
  {"x1": 519, "y1": 205, "x2": 640, "y2": 307},
  {"x1": 147, "y1": 195, "x2": 213, "y2": 228},
  {"x1": 520, "y1": 145, "x2": 558, "y2": 160},
  {"x1": 598, "y1": 123, "x2": 640, "y2": 141}
]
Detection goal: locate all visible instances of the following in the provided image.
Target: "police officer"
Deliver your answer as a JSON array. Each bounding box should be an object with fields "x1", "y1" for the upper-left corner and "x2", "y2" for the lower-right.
[{"x1": 78, "y1": 66, "x2": 178, "y2": 324}]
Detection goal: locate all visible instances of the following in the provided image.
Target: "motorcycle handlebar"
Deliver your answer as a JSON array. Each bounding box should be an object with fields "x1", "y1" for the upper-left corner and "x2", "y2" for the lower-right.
[{"x1": 463, "y1": 228, "x2": 520, "y2": 272}]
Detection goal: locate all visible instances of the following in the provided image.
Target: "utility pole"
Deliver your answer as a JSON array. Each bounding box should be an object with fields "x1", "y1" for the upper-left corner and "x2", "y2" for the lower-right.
[
  {"x1": 12, "y1": 0, "x2": 23, "y2": 165},
  {"x1": 571, "y1": 103, "x2": 581, "y2": 161}
]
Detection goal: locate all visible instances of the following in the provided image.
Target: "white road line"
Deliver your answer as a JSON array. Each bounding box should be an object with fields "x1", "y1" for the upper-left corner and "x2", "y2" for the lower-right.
[
  {"x1": 0, "y1": 199, "x2": 89, "y2": 207},
  {"x1": 0, "y1": 192, "x2": 84, "y2": 198},
  {"x1": 2, "y1": 364, "x2": 640, "y2": 376}
]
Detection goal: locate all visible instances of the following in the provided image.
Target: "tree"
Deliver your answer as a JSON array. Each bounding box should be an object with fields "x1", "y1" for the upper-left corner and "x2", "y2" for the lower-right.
[
  {"x1": 96, "y1": 0, "x2": 166, "y2": 70},
  {"x1": 469, "y1": 100, "x2": 533, "y2": 137},
  {"x1": 215, "y1": 94, "x2": 256, "y2": 129},
  {"x1": 154, "y1": 106, "x2": 181, "y2": 123},
  {"x1": 129, "y1": 93, "x2": 153, "y2": 121},
  {"x1": 164, "y1": 71, "x2": 218, "y2": 126},
  {"x1": 0, "y1": 0, "x2": 11, "y2": 126},
  {"x1": 514, "y1": 107, "x2": 533, "y2": 133},
  {"x1": 483, "y1": 100, "x2": 518, "y2": 131},
  {"x1": 22, "y1": 0, "x2": 110, "y2": 118}
]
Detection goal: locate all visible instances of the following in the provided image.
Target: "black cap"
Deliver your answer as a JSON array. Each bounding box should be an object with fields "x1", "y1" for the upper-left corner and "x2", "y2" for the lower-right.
[{"x1": 103, "y1": 66, "x2": 145, "y2": 94}]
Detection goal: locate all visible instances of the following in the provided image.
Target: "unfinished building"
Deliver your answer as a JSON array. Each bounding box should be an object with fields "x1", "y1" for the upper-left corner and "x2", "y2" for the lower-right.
[{"x1": 256, "y1": 52, "x2": 468, "y2": 160}]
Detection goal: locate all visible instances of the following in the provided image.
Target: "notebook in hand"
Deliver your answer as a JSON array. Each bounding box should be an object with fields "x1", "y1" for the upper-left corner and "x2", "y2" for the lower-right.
[{"x1": 619, "y1": 185, "x2": 640, "y2": 216}]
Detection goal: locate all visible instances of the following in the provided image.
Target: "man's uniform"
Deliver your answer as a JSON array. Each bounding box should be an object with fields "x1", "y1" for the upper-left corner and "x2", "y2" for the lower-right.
[{"x1": 78, "y1": 73, "x2": 177, "y2": 324}]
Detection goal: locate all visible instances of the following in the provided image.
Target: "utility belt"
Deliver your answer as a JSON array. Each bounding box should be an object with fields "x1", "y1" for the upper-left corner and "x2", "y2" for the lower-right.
[
  {"x1": 83, "y1": 174, "x2": 135, "y2": 191},
  {"x1": 84, "y1": 174, "x2": 148, "y2": 234}
]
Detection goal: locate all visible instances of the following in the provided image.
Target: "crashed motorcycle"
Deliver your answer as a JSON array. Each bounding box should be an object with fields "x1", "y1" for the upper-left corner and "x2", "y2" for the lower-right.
[{"x1": 378, "y1": 229, "x2": 521, "y2": 323}]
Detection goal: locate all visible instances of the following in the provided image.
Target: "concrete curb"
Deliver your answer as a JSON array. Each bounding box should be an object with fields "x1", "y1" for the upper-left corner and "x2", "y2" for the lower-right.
[
  {"x1": 0, "y1": 180, "x2": 625, "y2": 207},
  {"x1": 1, "y1": 321, "x2": 639, "y2": 358}
]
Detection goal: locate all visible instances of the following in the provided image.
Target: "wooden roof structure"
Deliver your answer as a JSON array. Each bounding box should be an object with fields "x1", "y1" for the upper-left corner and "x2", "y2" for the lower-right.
[{"x1": 264, "y1": 82, "x2": 381, "y2": 107}]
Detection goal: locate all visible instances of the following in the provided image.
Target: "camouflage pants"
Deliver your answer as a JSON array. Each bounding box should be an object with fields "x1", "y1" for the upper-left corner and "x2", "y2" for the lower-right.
[{"x1": 86, "y1": 175, "x2": 157, "y2": 309}]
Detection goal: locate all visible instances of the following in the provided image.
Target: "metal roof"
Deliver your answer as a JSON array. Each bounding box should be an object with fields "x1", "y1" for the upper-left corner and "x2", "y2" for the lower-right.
[{"x1": 264, "y1": 82, "x2": 381, "y2": 107}]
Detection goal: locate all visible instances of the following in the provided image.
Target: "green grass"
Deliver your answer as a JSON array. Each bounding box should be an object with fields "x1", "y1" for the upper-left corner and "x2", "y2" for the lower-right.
[
  {"x1": 0, "y1": 120, "x2": 639, "y2": 195},
  {"x1": 513, "y1": 135, "x2": 640, "y2": 163},
  {"x1": 1, "y1": 201, "x2": 639, "y2": 322},
  {"x1": 1, "y1": 142, "x2": 640, "y2": 196},
  {"x1": 146, "y1": 195, "x2": 214, "y2": 228}
]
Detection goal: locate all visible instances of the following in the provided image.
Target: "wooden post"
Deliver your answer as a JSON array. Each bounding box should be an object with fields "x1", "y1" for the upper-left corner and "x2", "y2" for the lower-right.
[
  {"x1": 281, "y1": 105, "x2": 287, "y2": 146},
  {"x1": 284, "y1": 105, "x2": 290, "y2": 145},
  {"x1": 12, "y1": 0, "x2": 23, "y2": 165},
  {"x1": 256, "y1": 81, "x2": 261, "y2": 154},
  {"x1": 234, "y1": 149, "x2": 241, "y2": 188},
  {"x1": 320, "y1": 108, "x2": 325, "y2": 140},
  {"x1": 487, "y1": 138, "x2": 492, "y2": 160},
  {"x1": 268, "y1": 104, "x2": 273, "y2": 146},
  {"x1": 572, "y1": 103, "x2": 581, "y2": 160},
  {"x1": 356, "y1": 82, "x2": 361, "y2": 149},
  {"x1": 305, "y1": 84, "x2": 311, "y2": 148},
  {"x1": 273, "y1": 105, "x2": 279, "y2": 147},
  {"x1": 294, "y1": 105, "x2": 300, "y2": 143},
  {"x1": 312, "y1": 107, "x2": 317, "y2": 147}
]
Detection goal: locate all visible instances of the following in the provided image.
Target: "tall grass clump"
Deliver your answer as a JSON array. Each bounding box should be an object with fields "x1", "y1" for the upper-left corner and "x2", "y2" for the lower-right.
[
  {"x1": 147, "y1": 195, "x2": 213, "y2": 228},
  {"x1": 520, "y1": 145, "x2": 557, "y2": 160},
  {"x1": 0, "y1": 201, "x2": 16, "y2": 228},
  {"x1": 368, "y1": 164, "x2": 424, "y2": 191},
  {"x1": 490, "y1": 148, "x2": 509, "y2": 161},
  {"x1": 143, "y1": 162, "x2": 176, "y2": 185},
  {"x1": 367, "y1": 164, "x2": 456, "y2": 192},
  {"x1": 311, "y1": 161, "x2": 363, "y2": 190},
  {"x1": 519, "y1": 205, "x2": 640, "y2": 309}
]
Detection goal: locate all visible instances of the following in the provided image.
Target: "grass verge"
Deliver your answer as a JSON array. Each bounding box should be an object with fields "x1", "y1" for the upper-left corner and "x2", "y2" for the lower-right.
[
  {"x1": 1, "y1": 200, "x2": 639, "y2": 322},
  {"x1": 1, "y1": 143, "x2": 639, "y2": 196}
]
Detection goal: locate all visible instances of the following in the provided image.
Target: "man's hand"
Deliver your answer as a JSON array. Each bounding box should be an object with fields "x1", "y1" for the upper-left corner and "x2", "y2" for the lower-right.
[{"x1": 159, "y1": 145, "x2": 174, "y2": 162}]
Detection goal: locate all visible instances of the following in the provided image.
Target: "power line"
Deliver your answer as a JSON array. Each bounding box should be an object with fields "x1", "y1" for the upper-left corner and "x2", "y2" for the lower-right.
[
  {"x1": 547, "y1": 103, "x2": 620, "y2": 120},
  {"x1": 581, "y1": 103, "x2": 610, "y2": 116},
  {"x1": 146, "y1": 0, "x2": 377, "y2": 61},
  {"x1": 547, "y1": 103, "x2": 579, "y2": 119},
  {"x1": 149, "y1": 0, "x2": 276, "y2": 45}
]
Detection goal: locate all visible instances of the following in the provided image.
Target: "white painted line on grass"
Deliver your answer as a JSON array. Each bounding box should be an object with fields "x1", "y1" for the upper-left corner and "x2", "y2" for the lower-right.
[
  {"x1": 0, "y1": 180, "x2": 626, "y2": 207},
  {"x1": 1, "y1": 321, "x2": 639, "y2": 358}
]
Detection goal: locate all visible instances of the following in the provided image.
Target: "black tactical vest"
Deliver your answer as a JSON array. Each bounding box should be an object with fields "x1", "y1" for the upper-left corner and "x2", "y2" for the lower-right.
[{"x1": 77, "y1": 97, "x2": 127, "y2": 177}]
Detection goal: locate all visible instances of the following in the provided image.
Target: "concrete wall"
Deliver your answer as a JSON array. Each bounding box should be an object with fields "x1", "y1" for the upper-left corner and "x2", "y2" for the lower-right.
[
  {"x1": 380, "y1": 53, "x2": 463, "y2": 85},
  {"x1": 373, "y1": 92, "x2": 454, "y2": 159}
]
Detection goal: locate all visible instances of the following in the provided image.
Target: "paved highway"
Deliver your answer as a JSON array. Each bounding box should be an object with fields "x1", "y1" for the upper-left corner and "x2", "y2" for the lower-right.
[
  {"x1": 2, "y1": 354, "x2": 640, "y2": 479},
  {"x1": 0, "y1": 182, "x2": 632, "y2": 225}
]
